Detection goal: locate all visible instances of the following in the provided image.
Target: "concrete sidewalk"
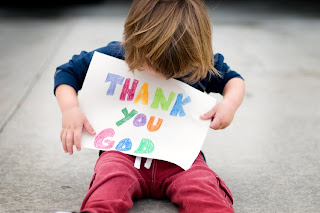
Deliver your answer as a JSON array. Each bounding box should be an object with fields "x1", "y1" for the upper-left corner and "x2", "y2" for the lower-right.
[{"x1": 0, "y1": 2, "x2": 319, "y2": 212}]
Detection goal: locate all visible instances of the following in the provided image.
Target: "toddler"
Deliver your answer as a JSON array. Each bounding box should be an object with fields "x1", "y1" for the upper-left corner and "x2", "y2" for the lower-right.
[{"x1": 54, "y1": 0, "x2": 245, "y2": 212}]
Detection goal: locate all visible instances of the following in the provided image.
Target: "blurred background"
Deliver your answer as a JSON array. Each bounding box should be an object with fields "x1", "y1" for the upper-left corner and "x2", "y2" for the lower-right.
[{"x1": 0, "y1": 0, "x2": 319, "y2": 212}]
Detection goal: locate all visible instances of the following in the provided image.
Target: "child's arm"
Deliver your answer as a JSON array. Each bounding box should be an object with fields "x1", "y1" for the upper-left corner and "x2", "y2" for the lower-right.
[
  {"x1": 54, "y1": 41, "x2": 124, "y2": 154},
  {"x1": 56, "y1": 84, "x2": 96, "y2": 155},
  {"x1": 200, "y1": 78, "x2": 245, "y2": 129}
]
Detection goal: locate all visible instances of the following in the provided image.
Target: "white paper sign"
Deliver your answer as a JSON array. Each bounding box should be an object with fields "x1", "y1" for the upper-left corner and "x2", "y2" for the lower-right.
[{"x1": 79, "y1": 52, "x2": 216, "y2": 170}]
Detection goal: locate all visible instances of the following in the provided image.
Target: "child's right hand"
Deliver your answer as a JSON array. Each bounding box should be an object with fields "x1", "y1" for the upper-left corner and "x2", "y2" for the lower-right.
[{"x1": 60, "y1": 106, "x2": 96, "y2": 155}]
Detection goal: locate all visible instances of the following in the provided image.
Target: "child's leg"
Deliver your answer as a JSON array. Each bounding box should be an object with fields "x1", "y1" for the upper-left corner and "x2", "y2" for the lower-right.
[
  {"x1": 80, "y1": 151, "x2": 147, "y2": 213},
  {"x1": 164, "y1": 153, "x2": 234, "y2": 213}
]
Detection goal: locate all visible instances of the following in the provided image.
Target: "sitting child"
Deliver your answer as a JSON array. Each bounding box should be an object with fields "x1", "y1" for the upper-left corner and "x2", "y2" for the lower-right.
[{"x1": 54, "y1": 0, "x2": 245, "y2": 212}]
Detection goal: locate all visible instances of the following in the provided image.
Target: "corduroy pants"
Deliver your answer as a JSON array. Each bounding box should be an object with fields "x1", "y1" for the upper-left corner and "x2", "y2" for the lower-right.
[{"x1": 80, "y1": 151, "x2": 234, "y2": 213}]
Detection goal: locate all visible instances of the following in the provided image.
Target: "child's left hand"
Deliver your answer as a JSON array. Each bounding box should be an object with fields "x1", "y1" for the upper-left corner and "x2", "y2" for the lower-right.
[{"x1": 200, "y1": 99, "x2": 237, "y2": 130}]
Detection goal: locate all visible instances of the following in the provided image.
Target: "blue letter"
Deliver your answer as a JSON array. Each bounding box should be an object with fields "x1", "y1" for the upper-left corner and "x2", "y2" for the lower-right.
[
  {"x1": 105, "y1": 73, "x2": 125, "y2": 95},
  {"x1": 115, "y1": 138, "x2": 132, "y2": 151},
  {"x1": 170, "y1": 94, "x2": 191, "y2": 117}
]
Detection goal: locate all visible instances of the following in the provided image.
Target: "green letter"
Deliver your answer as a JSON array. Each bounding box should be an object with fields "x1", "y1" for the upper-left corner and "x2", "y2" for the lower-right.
[
  {"x1": 134, "y1": 138, "x2": 154, "y2": 154},
  {"x1": 150, "y1": 88, "x2": 176, "y2": 111},
  {"x1": 116, "y1": 107, "x2": 138, "y2": 126}
]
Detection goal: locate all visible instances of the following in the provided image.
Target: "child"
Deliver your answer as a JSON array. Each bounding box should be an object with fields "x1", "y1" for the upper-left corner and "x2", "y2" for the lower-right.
[{"x1": 54, "y1": 0, "x2": 245, "y2": 212}]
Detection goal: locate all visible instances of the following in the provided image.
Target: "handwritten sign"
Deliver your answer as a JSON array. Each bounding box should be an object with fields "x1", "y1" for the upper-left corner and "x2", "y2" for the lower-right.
[{"x1": 79, "y1": 52, "x2": 216, "y2": 170}]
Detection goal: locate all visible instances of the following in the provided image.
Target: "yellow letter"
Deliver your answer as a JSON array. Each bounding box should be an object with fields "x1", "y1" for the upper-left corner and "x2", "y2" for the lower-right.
[{"x1": 134, "y1": 82, "x2": 149, "y2": 105}]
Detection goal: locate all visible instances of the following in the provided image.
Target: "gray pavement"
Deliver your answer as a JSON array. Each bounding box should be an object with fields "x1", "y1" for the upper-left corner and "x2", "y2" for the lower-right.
[{"x1": 0, "y1": 1, "x2": 319, "y2": 213}]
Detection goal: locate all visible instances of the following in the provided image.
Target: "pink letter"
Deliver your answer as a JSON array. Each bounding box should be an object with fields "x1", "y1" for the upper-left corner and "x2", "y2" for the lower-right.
[
  {"x1": 120, "y1": 78, "x2": 139, "y2": 101},
  {"x1": 94, "y1": 128, "x2": 115, "y2": 149}
]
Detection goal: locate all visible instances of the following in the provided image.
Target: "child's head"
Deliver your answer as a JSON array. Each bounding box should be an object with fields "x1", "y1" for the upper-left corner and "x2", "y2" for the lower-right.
[{"x1": 123, "y1": 0, "x2": 219, "y2": 83}]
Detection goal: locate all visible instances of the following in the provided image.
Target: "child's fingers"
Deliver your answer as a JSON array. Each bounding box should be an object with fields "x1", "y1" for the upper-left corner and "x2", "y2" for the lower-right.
[
  {"x1": 66, "y1": 132, "x2": 74, "y2": 155},
  {"x1": 210, "y1": 116, "x2": 221, "y2": 130},
  {"x1": 219, "y1": 123, "x2": 225, "y2": 130},
  {"x1": 74, "y1": 129, "x2": 82, "y2": 151},
  {"x1": 200, "y1": 106, "x2": 217, "y2": 120},
  {"x1": 84, "y1": 119, "x2": 96, "y2": 135},
  {"x1": 60, "y1": 129, "x2": 63, "y2": 142},
  {"x1": 61, "y1": 131, "x2": 68, "y2": 153},
  {"x1": 219, "y1": 121, "x2": 229, "y2": 130}
]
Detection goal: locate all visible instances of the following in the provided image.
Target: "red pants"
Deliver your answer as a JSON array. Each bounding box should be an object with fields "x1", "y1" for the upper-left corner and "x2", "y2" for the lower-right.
[{"x1": 80, "y1": 151, "x2": 234, "y2": 213}]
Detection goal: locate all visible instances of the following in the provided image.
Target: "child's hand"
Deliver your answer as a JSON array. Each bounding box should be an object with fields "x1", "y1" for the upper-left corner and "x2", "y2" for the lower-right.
[
  {"x1": 60, "y1": 106, "x2": 96, "y2": 155},
  {"x1": 200, "y1": 99, "x2": 237, "y2": 130}
]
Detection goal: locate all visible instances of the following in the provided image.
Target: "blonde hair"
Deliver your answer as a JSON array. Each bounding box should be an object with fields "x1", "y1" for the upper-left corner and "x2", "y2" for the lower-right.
[{"x1": 123, "y1": 0, "x2": 219, "y2": 83}]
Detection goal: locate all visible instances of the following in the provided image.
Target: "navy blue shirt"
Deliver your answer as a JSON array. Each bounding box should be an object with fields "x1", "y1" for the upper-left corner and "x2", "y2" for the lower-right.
[{"x1": 54, "y1": 41, "x2": 243, "y2": 95}]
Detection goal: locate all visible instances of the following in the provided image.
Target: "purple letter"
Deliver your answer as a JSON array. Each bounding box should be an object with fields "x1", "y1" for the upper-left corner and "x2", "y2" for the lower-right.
[
  {"x1": 105, "y1": 73, "x2": 125, "y2": 95},
  {"x1": 133, "y1": 113, "x2": 147, "y2": 127}
]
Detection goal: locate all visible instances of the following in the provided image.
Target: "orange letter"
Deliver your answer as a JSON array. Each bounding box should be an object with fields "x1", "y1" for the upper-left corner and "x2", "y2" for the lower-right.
[
  {"x1": 147, "y1": 116, "x2": 163, "y2": 132},
  {"x1": 134, "y1": 82, "x2": 149, "y2": 105}
]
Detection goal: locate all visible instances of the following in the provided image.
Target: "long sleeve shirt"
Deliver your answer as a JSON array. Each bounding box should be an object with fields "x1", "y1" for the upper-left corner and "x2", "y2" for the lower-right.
[{"x1": 54, "y1": 41, "x2": 243, "y2": 95}]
